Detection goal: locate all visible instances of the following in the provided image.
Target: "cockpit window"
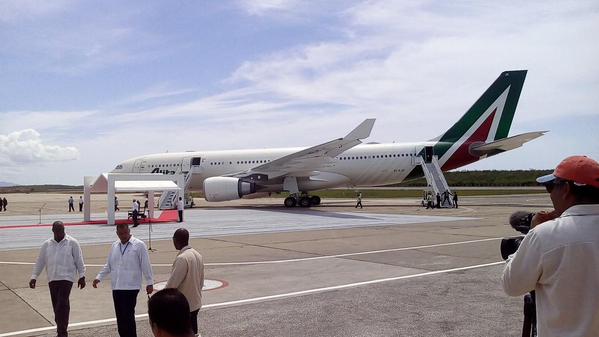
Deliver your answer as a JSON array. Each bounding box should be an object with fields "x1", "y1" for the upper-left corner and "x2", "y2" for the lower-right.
[{"x1": 115, "y1": 164, "x2": 123, "y2": 170}]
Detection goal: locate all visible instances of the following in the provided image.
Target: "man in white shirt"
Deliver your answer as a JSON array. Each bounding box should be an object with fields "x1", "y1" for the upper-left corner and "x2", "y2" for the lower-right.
[
  {"x1": 502, "y1": 155, "x2": 599, "y2": 337},
  {"x1": 29, "y1": 221, "x2": 86, "y2": 337},
  {"x1": 93, "y1": 224, "x2": 154, "y2": 337},
  {"x1": 177, "y1": 196, "x2": 184, "y2": 222},
  {"x1": 132, "y1": 199, "x2": 140, "y2": 227},
  {"x1": 166, "y1": 228, "x2": 204, "y2": 336}
]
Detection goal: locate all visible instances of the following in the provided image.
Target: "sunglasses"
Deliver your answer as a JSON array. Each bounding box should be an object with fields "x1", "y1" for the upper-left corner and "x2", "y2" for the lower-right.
[{"x1": 545, "y1": 179, "x2": 567, "y2": 193}]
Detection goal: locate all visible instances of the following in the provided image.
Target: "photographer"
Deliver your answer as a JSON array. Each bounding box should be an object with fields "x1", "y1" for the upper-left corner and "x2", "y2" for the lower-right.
[{"x1": 502, "y1": 155, "x2": 599, "y2": 337}]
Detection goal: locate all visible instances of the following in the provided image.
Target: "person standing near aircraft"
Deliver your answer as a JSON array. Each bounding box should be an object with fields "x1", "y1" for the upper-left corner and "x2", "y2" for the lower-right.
[
  {"x1": 132, "y1": 199, "x2": 139, "y2": 228},
  {"x1": 502, "y1": 155, "x2": 599, "y2": 337},
  {"x1": 115, "y1": 196, "x2": 120, "y2": 211},
  {"x1": 442, "y1": 191, "x2": 451, "y2": 207},
  {"x1": 68, "y1": 196, "x2": 74, "y2": 212},
  {"x1": 355, "y1": 192, "x2": 363, "y2": 208},
  {"x1": 93, "y1": 224, "x2": 154, "y2": 337},
  {"x1": 426, "y1": 193, "x2": 433, "y2": 209},
  {"x1": 453, "y1": 192, "x2": 458, "y2": 208},
  {"x1": 2, "y1": 197, "x2": 7, "y2": 211},
  {"x1": 177, "y1": 197, "x2": 184, "y2": 222},
  {"x1": 78, "y1": 196, "x2": 83, "y2": 212},
  {"x1": 436, "y1": 193, "x2": 441, "y2": 208},
  {"x1": 30, "y1": 221, "x2": 86, "y2": 337},
  {"x1": 165, "y1": 228, "x2": 204, "y2": 336}
]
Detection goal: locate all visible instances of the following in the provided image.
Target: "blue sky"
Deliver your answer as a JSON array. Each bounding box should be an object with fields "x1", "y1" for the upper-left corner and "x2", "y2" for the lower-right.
[{"x1": 1, "y1": 0, "x2": 598, "y2": 185}]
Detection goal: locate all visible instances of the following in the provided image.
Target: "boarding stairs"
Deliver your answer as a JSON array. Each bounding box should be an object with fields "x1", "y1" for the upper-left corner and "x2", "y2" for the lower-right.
[
  {"x1": 416, "y1": 155, "x2": 453, "y2": 207},
  {"x1": 158, "y1": 171, "x2": 194, "y2": 210}
]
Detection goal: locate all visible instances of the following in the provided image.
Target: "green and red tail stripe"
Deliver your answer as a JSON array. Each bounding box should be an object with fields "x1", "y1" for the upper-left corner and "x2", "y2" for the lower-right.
[
  {"x1": 435, "y1": 70, "x2": 527, "y2": 170},
  {"x1": 406, "y1": 70, "x2": 528, "y2": 180}
]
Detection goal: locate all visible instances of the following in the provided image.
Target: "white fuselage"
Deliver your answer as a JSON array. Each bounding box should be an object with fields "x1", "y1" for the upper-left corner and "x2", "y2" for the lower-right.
[{"x1": 114, "y1": 142, "x2": 433, "y2": 193}]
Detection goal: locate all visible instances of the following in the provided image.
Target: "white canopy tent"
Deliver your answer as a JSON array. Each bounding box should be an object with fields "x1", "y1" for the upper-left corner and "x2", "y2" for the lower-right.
[{"x1": 84, "y1": 173, "x2": 184, "y2": 225}]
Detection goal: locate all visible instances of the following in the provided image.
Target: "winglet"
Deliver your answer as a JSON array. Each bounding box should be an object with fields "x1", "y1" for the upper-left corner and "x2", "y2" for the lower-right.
[{"x1": 344, "y1": 119, "x2": 376, "y2": 140}]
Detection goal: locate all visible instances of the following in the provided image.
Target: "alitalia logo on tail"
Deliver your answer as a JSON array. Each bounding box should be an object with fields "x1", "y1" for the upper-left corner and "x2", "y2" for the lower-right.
[{"x1": 433, "y1": 70, "x2": 527, "y2": 170}]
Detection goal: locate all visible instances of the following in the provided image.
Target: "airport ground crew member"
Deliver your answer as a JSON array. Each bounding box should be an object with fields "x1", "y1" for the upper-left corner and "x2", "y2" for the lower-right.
[
  {"x1": 30, "y1": 221, "x2": 86, "y2": 337},
  {"x1": 93, "y1": 224, "x2": 154, "y2": 337},
  {"x1": 452, "y1": 192, "x2": 458, "y2": 208},
  {"x1": 149, "y1": 289, "x2": 194, "y2": 337},
  {"x1": 355, "y1": 192, "x2": 363, "y2": 208},
  {"x1": 68, "y1": 196, "x2": 74, "y2": 212},
  {"x1": 78, "y1": 196, "x2": 83, "y2": 212},
  {"x1": 177, "y1": 197, "x2": 184, "y2": 222},
  {"x1": 165, "y1": 228, "x2": 205, "y2": 336},
  {"x1": 502, "y1": 155, "x2": 599, "y2": 337}
]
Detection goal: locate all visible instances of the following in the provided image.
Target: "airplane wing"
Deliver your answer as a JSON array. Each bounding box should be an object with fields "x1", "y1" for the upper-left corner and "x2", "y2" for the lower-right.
[
  {"x1": 231, "y1": 119, "x2": 376, "y2": 180},
  {"x1": 470, "y1": 131, "x2": 547, "y2": 155}
]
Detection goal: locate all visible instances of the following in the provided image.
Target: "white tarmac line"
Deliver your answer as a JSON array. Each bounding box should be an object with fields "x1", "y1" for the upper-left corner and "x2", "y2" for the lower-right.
[
  {"x1": 0, "y1": 237, "x2": 501, "y2": 267},
  {"x1": 0, "y1": 261, "x2": 504, "y2": 337}
]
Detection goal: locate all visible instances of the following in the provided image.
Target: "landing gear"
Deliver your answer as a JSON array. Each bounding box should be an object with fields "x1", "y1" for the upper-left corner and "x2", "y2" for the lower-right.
[
  {"x1": 310, "y1": 196, "x2": 321, "y2": 206},
  {"x1": 283, "y1": 194, "x2": 321, "y2": 208},
  {"x1": 299, "y1": 197, "x2": 311, "y2": 207},
  {"x1": 284, "y1": 196, "x2": 297, "y2": 207}
]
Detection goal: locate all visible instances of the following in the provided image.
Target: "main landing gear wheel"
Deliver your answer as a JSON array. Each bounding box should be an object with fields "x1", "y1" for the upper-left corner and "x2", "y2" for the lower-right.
[
  {"x1": 299, "y1": 197, "x2": 311, "y2": 208},
  {"x1": 310, "y1": 196, "x2": 321, "y2": 206},
  {"x1": 284, "y1": 196, "x2": 297, "y2": 207}
]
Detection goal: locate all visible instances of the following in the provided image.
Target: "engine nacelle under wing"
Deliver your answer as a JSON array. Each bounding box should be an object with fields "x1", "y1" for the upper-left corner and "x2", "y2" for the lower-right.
[{"x1": 203, "y1": 177, "x2": 256, "y2": 202}]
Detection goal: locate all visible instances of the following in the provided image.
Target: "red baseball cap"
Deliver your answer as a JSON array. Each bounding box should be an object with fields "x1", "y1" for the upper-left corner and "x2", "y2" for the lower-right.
[{"x1": 537, "y1": 155, "x2": 599, "y2": 188}]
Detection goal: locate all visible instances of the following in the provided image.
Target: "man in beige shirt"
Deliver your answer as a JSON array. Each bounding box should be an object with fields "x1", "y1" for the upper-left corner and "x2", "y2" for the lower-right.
[{"x1": 166, "y1": 228, "x2": 204, "y2": 336}]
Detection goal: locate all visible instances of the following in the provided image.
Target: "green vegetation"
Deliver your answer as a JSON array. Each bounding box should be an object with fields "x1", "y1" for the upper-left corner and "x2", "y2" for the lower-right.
[
  {"x1": 398, "y1": 169, "x2": 552, "y2": 187},
  {"x1": 269, "y1": 188, "x2": 543, "y2": 199}
]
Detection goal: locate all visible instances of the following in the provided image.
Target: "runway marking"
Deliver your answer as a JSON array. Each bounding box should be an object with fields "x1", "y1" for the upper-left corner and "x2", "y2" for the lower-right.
[
  {"x1": 0, "y1": 261, "x2": 504, "y2": 337},
  {"x1": 0, "y1": 237, "x2": 501, "y2": 267}
]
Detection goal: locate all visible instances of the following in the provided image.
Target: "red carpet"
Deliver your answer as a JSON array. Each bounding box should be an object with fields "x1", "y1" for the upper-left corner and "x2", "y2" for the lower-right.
[{"x1": 0, "y1": 210, "x2": 180, "y2": 229}]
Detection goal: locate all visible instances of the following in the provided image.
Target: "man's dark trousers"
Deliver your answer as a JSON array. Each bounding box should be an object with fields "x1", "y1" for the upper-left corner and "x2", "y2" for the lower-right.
[
  {"x1": 191, "y1": 309, "x2": 199, "y2": 335},
  {"x1": 178, "y1": 210, "x2": 183, "y2": 222},
  {"x1": 49, "y1": 280, "x2": 73, "y2": 337},
  {"x1": 112, "y1": 290, "x2": 139, "y2": 337}
]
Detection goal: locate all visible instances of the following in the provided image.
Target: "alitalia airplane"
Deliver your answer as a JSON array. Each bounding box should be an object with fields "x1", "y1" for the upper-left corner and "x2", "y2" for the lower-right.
[{"x1": 113, "y1": 70, "x2": 545, "y2": 207}]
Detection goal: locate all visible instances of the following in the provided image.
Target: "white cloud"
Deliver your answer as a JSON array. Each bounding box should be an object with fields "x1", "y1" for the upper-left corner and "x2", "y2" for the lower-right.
[
  {"x1": 238, "y1": 0, "x2": 299, "y2": 15},
  {"x1": 0, "y1": 129, "x2": 79, "y2": 164},
  {"x1": 0, "y1": 0, "x2": 72, "y2": 23}
]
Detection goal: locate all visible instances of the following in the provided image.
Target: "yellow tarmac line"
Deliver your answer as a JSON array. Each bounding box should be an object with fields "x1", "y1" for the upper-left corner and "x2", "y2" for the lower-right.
[
  {"x1": 0, "y1": 237, "x2": 501, "y2": 267},
  {"x1": 0, "y1": 261, "x2": 504, "y2": 337}
]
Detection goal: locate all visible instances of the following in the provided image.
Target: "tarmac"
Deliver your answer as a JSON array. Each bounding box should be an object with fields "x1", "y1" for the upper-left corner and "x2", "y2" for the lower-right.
[{"x1": 0, "y1": 193, "x2": 552, "y2": 337}]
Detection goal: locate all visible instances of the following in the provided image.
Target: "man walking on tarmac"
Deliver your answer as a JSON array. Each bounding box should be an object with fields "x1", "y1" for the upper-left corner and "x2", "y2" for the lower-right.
[
  {"x1": 30, "y1": 221, "x2": 86, "y2": 337},
  {"x1": 165, "y1": 228, "x2": 205, "y2": 336},
  {"x1": 355, "y1": 192, "x2": 363, "y2": 208}
]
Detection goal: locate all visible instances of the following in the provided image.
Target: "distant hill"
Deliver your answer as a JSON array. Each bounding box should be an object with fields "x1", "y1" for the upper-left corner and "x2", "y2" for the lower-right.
[
  {"x1": 0, "y1": 181, "x2": 16, "y2": 187},
  {"x1": 0, "y1": 184, "x2": 82, "y2": 193}
]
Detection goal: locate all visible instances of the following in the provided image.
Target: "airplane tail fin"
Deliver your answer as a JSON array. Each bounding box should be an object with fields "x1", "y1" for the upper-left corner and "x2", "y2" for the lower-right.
[{"x1": 432, "y1": 70, "x2": 530, "y2": 170}]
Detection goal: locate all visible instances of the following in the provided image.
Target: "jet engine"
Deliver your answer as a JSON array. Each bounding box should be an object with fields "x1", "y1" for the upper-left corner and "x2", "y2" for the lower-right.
[{"x1": 203, "y1": 177, "x2": 256, "y2": 202}]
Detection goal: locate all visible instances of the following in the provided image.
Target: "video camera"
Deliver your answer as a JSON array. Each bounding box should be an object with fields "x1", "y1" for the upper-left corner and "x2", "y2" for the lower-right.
[
  {"x1": 500, "y1": 211, "x2": 535, "y2": 260},
  {"x1": 501, "y1": 211, "x2": 537, "y2": 337}
]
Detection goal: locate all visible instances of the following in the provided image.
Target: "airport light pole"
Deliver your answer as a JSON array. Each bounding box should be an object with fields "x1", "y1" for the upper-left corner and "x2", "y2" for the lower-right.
[{"x1": 38, "y1": 203, "x2": 46, "y2": 224}]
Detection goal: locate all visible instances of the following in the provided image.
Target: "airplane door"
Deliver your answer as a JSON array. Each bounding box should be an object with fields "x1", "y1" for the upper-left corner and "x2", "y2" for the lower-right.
[
  {"x1": 181, "y1": 157, "x2": 192, "y2": 173},
  {"x1": 424, "y1": 146, "x2": 434, "y2": 163},
  {"x1": 190, "y1": 157, "x2": 202, "y2": 173},
  {"x1": 133, "y1": 160, "x2": 147, "y2": 172},
  {"x1": 181, "y1": 157, "x2": 202, "y2": 173}
]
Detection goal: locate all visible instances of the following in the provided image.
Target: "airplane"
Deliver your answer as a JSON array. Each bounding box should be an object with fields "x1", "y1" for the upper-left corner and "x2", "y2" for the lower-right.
[{"x1": 112, "y1": 70, "x2": 545, "y2": 207}]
